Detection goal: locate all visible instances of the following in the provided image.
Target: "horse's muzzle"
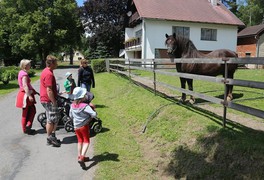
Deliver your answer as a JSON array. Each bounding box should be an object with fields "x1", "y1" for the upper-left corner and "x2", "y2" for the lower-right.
[{"x1": 167, "y1": 51, "x2": 175, "y2": 58}]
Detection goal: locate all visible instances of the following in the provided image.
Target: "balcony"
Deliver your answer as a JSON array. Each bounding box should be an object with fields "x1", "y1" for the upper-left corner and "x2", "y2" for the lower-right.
[{"x1": 124, "y1": 37, "x2": 141, "y2": 50}]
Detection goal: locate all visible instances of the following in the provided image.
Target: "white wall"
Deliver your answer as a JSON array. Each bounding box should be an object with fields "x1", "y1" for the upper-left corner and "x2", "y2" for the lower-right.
[
  {"x1": 258, "y1": 34, "x2": 264, "y2": 57},
  {"x1": 125, "y1": 18, "x2": 239, "y2": 59},
  {"x1": 189, "y1": 23, "x2": 238, "y2": 51},
  {"x1": 125, "y1": 24, "x2": 143, "y2": 59}
]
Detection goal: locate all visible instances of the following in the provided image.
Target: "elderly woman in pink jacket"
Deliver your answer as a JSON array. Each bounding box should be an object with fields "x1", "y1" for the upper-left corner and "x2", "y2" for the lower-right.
[{"x1": 16, "y1": 59, "x2": 38, "y2": 135}]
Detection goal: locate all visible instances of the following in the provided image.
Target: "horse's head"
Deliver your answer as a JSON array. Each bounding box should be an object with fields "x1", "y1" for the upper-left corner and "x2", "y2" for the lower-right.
[{"x1": 165, "y1": 33, "x2": 177, "y2": 58}]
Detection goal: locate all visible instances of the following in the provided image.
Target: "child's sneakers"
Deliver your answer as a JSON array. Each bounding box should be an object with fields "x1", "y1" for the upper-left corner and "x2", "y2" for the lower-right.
[
  {"x1": 78, "y1": 155, "x2": 87, "y2": 169},
  {"x1": 78, "y1": 156, "x2": 89, "y2": 162}
]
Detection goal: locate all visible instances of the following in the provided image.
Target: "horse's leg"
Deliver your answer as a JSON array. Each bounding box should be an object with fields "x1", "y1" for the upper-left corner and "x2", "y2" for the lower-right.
[
  {"x1": 186, "y1": 78, "x2": 195, "y2": 104},
  {"x1": 180, "y1": 77, "x2": 186, "y2": 102},
  {"x1": 226, "y1": 72, "x2": 234, "y2": 101}
]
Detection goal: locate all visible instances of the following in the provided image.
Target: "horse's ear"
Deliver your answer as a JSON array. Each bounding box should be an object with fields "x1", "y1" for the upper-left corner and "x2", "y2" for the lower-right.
[
  {"x1": 173, "y1": 33, "x2": 176, "y2": 38},
  {"x1": 165, "y1": 34, "x2": 169, "y2": 38}
]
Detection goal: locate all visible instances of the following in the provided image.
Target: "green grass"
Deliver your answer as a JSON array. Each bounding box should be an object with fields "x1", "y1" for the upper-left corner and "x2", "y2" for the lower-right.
[
  {"x1": 0, "y1": 74, "x2": 40, "y2": 96},
  {"x1": 131, "y1": 69, "x2": 264, "y2": 119},
  {"x1": 93, "y1": 72, "x2": 264, "y2": 179}
]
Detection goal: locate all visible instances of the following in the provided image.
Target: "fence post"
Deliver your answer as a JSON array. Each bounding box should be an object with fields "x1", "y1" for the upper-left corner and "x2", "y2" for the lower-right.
[
  {"x1": 222, "y1": 58, "x2": 229, "y2": 127},
  {"x1": 105, "y1": 58, "x2": 110, "y2": 72},
  {"x1": 153, "y1": 59, "x2": 157, "y2": 95},
  {"x1": 128, "y1": 58, "x2": 131, "y2": 81}
]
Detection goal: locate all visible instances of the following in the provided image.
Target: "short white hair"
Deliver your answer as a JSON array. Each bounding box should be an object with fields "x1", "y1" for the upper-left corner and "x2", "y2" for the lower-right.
[{"x1": 19, "y1": 59, "x2": 31, "y2": 69}]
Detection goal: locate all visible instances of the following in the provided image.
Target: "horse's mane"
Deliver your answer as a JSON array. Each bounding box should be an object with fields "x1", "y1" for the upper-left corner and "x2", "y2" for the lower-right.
[{"x1": 175, "y1": 36, "x2": 204, "y2": 58}]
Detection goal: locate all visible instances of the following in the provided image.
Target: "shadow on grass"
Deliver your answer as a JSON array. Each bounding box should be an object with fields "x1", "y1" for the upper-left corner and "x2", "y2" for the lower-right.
[
  {"x1": 165, "y1": 126, "x2": 264, "y2": 179},
  {"x1": 95, "y1": 104, "x2": 108, "y2": 108},
  {"x1": 99, "y1": 127, "x2": 110, "y2": 134},
  {"x1": 90, "y1": 127, "x2": 109, "y2": 138},
  {"x1": 85, "y1": 152, "x2": 120, "y2": 170},
  {"x1": 119, "y1": 74, "x2": 264, "y2": 178}
]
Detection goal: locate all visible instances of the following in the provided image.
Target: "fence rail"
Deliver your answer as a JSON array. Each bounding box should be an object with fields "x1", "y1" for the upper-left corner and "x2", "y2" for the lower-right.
[{"x1": 105, "y1": 57, "x2": 264, "y2": 126}]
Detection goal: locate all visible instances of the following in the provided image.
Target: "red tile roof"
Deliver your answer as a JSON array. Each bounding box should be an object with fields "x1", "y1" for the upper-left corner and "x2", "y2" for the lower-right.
[
  {"x1": 132, "y1": 0, "x2": 244, "y2": 26},
  {"x1": 238, "y1": 24, "x2": 264, "y2": 37}
]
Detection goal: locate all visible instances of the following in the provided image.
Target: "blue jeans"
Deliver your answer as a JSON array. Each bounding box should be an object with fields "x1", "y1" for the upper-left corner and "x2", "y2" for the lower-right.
[{"x1": 81, "y1": 83, "x2": 91, "y2": 92}]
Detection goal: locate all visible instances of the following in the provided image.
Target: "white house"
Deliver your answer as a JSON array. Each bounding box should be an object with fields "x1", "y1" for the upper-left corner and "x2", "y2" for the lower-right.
[
  {"x1": 124, "y1": 0, "x2": 245, "y2": 59},
  {"x1": 62, "y1": 50, "x2": 85, "y2": 62}
]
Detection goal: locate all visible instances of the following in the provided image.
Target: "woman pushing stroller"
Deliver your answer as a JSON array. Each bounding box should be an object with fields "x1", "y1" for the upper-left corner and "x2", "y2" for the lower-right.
[{"x1": 69, "y1": 87, "x2": 97, "y2": 169}]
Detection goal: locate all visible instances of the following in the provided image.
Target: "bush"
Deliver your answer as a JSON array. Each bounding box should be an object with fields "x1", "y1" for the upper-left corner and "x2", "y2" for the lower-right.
[
  {"x1": 0, "y1": 66, "x2": 35, "y2": 84},
  {"x1": 28, "y1": 69, "x2": 36, "y2": 77},
  {"x1": 0, "y1": 66, "x2": 18, "y2": 84},
  {"x1": 91, "y1": 59, "x2": 106, "y2": 73}
]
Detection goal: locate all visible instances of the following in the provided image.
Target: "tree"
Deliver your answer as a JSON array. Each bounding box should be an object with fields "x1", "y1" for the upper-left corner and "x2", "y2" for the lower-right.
[
  {"x1": 238, "y1": 0, "x2": 264, "y2": 26},
  {"x1": 0, "y1": 0, "x2": 84, "y2": 66},
  {"x1": 221, "y1": 0, "x2": 264, "y2": 26},
  {"x1": 222, "y1": 0, "x2": 239, "y2": 15},
  {"x1": 80, "y1": 0, "x2": 127, "y2": 58}
]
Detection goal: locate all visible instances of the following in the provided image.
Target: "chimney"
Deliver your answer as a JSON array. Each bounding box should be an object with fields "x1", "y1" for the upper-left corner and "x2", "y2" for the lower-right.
[{"x1": 208, "y1": 0, "x2": 218, "y2": 6}]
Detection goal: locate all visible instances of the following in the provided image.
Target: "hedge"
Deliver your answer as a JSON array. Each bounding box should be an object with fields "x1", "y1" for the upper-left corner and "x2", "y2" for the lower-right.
[
  {"x1": 91, "y1": 59, "x2": 106, "y2": 73},
  {"x1": 0, "y1": 66, "x2": 35, "y2": 84}
]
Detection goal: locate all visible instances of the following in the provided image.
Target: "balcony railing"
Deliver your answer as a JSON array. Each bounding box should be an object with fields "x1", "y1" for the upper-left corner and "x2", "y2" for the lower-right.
[{"x1": 124, "y1": 37, "x2": 141, "y2": 49}]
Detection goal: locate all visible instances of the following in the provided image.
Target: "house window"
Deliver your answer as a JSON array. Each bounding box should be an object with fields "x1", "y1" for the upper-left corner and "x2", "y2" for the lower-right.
[
  {"x1": 135, "y1": 29, "x2": 142, "y2": 43},
  {"x1": 172, "y1": 26, "x2": 190, "y2": 39},
  {"x1": 245, "y1": 52, "x2": 251, "y2": 57},
  {"x1": 201, "y1": 28, "x2": 217, "y2": 41},
  {"x1": 135, "y1": 29, "x2": 142, "y2": 38}
]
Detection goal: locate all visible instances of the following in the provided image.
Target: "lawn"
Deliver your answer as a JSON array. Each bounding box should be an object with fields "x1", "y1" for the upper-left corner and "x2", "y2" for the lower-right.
[{"x1": 92, "y1": 71, "x2": 264, "y2": 179}]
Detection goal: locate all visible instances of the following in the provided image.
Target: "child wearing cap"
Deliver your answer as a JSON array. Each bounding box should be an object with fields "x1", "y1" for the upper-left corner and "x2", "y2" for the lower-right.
[
  {"x1": 64, "y1": 72, "x2": 76, "y2": 96},
  {"x1": 69, "y1": 87, "x2": 97, "y2": 169}
]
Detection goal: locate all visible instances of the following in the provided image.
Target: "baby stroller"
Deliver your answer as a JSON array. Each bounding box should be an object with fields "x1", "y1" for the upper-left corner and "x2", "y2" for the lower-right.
[
  {"x1": 64, "y1": 92, "x2": 103, "y2": 135},
  {"x1": 37, "y1": 95, "x2": 72, "y2": 129}
]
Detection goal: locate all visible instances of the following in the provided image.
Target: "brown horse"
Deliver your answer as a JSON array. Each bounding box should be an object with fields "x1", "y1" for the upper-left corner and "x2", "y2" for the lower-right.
[{"x1": 165, "y1": 33, "x2": 238, "y2": 103}]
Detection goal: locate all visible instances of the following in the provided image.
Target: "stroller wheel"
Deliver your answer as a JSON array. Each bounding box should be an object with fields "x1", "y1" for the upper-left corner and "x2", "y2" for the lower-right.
[
  {"x1": 62, "y1": 116, "x2": 71, "y2": 124},
  {"x1": 40, "y1": 118, "x2": 47, "y2": 129},
  {"x1": 37, "y1": 113, "x2": 46, "y2": 123},
  {"x1": 92, "y1": 122, "x2": 102, "y2": 134},
  {"x1": 64, "y1": 120, "x2": 74, "y2": 132}
]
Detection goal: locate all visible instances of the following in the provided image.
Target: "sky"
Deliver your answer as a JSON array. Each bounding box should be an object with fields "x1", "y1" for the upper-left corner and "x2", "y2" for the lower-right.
[{"x1": 76, "y1": 0, "x2": 84, "y2": 7}]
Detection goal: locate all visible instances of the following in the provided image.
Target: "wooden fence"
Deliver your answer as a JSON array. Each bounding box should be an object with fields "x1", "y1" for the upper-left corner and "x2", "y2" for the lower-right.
[{"x1": 105, "y1": 57, "x2": 264, "y2": 127}]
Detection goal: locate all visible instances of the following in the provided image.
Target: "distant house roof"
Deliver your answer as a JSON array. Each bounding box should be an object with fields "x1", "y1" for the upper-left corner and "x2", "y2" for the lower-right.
[
  {"x1": 238, "y1": 24, "x2": 264, "y2": 38},
  {"x1": 131, "y1": 0, "x2": 244, "y2": 27}
]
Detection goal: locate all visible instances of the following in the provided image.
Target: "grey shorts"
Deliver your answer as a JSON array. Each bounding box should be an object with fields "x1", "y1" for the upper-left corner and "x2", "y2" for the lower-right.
[{"x1": 41, "y1": 102, "x2": 60, "y2": 124}]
